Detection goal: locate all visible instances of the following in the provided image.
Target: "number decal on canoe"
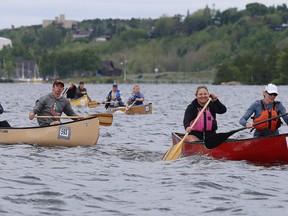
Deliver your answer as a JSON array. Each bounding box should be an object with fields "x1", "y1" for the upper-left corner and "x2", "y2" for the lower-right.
[
  {"x1": 58, "y1": 126, "x2": 71, "y2": 140},
  {"x1": 145, "y1": 105, "x2": 150, "y2": 112}
]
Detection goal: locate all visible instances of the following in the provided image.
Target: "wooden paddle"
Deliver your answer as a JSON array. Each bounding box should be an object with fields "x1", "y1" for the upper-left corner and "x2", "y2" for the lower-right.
[
  {"x1": 162, "y1": 98, "x2": 212, "y2": 161},
  {"x1": 124, "y1": 100, "x2": 137, "y2": 113},
  {"x1": 62, "y1": 87, "x2": 69, "y2": 96},
  {"x1": 35, "y1": 116, "x2": 82, "y2": 119},
  {"x1": 88, "y1": 101, "x2": 112, "y2": 108},
  {"x1": 35, "y1": 113, "x2": 113, "y2": 126},
  {"x1": 204, "y1": 112, "x2": 288, "y2": 149},
  {"x1": 89, "y1": 113, "x2": 113, "y2": 126},
  {"x1": 88, "y1": 101, "x2": 101, "y2": 108}
]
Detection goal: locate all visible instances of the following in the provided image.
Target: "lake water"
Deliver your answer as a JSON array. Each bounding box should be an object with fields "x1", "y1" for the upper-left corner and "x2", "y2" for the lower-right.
[{"x1": 1, "y1": 83, "x2": 288, "y2": 216}]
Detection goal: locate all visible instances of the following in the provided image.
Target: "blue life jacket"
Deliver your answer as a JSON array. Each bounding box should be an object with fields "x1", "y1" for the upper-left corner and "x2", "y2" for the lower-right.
[
  {"x1": 132, "y1": 93, "x2": 143, "y2": 105},
  {"x1": 107, "y1": 90, "x2": 124, "y2": 106}
]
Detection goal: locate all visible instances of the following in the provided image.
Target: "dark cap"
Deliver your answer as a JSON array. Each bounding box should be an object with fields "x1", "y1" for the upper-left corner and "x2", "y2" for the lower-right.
[
  {"x1": 112, "y1": 83, "x2": 118, "y2": 87},
  {"x1": 53, "y1": 80, "x2": 64, "y2": 87}
]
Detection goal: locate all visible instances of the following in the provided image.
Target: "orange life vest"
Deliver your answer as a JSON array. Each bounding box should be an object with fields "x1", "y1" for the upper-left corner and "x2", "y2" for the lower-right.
[{"x1": 253, "y1": 100, "x2": 280, "y2": 131}]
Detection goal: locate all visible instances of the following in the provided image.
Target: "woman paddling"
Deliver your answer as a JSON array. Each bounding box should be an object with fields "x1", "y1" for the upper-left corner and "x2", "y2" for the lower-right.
[
  {"x1": 239, "y1": 83, "x2": 288, "y2": 138},
  {"x1": 183, "y1": 86, "x2": 227, "y2": 142}
]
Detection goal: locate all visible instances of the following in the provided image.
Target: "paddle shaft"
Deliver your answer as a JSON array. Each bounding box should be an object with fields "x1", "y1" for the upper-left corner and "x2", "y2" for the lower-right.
[
  {"x1": 204, "y1": 112, "x2": 288, "y2": 149},
  {"x1": 162, "y1": 98, "x2": 212, "y2": 160},
  {"x1": 230, "y1": 112, "x2": 288, "y2": 135},
  {"x1": 35, "y1": 116, "x2": 83, "y2": 119},
  {"x1": 124, "y1": 100, "x2": 137, "y2": 113}
]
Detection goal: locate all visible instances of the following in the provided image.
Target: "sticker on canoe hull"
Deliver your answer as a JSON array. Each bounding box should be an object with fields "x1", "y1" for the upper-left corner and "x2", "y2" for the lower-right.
[
  {"x1": 145, "y1": 105, "x2": 150, "y2": 112},
  {"x1": 58, "y1": 126, "x2": 71, "y2": 140}
]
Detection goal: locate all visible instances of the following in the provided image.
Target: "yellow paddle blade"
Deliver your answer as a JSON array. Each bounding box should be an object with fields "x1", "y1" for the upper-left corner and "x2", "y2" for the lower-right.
[
  {"x1": 88, "y1": 101, "x2": 101, "y2": 108},
  {"x1": 162, "y1": 139, "x2": 184, "y2": 161},
  {"x1": 89, "y1": 113, "x2": 113, "y2": 126}
]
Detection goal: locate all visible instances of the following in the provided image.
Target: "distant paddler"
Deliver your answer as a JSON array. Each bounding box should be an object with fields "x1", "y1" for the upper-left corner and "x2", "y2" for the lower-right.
[
  {"x1": 125, "y1": 84, "x2": 144, "y2": 111},
  {"x1": 65, "y1": 82, "x2": 77, "y2": 100},
  {"x1": 75, "y1": 81, "x2": 91, "y2": 101},
  {"x1": 105, "y1": 83, "x2": 125, "y2": 109},
  {"x1": 29, "y1": 80, "x2": 83, "y2": 126}
]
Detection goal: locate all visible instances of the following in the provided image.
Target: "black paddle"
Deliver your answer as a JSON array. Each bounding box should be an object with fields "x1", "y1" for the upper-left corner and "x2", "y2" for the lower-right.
[
  {"x1": 0, "y1": 120, "x2": 11, "y2": 127},
  {"x1": 204, "y1": 113, "x2": 288, "y2": 149}
]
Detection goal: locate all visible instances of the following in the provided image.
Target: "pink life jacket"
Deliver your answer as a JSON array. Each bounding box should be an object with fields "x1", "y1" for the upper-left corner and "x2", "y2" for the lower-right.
[{"x1": 190, "y1": 108, "x2": 215, "y2": 132}]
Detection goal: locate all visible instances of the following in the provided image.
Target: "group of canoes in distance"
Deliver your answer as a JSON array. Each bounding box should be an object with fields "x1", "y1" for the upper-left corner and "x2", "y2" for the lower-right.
[{"x1": 65, "y1": 81, "x2": 152, "y2": 114}]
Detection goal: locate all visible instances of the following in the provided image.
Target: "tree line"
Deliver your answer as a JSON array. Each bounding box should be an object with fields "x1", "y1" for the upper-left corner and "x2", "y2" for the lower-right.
[{"x1": 0, "y1": 3, "x2": 288, "y2": 83}]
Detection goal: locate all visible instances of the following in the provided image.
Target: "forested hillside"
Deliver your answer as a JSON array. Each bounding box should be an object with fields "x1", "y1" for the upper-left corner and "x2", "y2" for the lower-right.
[{"x1": 1, "y1": 2, "x2": 288, "y2": 84}]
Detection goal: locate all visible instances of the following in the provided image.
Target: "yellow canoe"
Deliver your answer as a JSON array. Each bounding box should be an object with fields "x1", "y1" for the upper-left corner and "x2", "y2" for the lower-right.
[
  {"x1": 70, "y1": 95, "x2": 89, "y2": 107},
  {"x1": 0, "y1": 117, "x2": 99, "y2": 147},
  {"x1": 110, "y1": 103, "x2": 152, "y2": 115}
]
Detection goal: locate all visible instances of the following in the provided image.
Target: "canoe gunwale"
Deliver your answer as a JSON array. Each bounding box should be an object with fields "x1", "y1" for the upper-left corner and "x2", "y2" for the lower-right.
[
  {"x1": 0, "y1": 116, "x2": 98, "y2": 130},
  {"x1": 172, "y1": 132, "x2": 288, "y2": 145}
]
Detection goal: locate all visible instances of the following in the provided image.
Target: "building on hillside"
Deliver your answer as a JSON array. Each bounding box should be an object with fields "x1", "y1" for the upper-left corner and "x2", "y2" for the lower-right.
[
  {"x1": 0, "y1": 37, "x2": 12, "y2": 50},
  {"x1": 272, "y1": 23, "x2": 288, "y2": 31},
  {"x1": 72, "y1": 29, "x2": 91, "y2": 39},
  {"x1": 95, "y1": 35, "x2": 111, "y2": 42},
  {"x1": 97, "y1": 61, "x2": 122, "y2": 76},
  {"x1": 43, "y1": 14, "x2": 77, "y2": 29}
]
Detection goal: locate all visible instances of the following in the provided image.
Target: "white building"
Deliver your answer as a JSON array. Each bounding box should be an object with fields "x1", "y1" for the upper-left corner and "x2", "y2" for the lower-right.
[{"x1": 0, "y1": 37, "x2": 12, "y2": 50}]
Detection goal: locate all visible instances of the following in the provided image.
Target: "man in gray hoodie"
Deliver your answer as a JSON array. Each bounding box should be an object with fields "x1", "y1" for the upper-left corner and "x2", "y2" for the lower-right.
[{"x1": 29, "y1": 80, "x2": 80, "y2": 126}]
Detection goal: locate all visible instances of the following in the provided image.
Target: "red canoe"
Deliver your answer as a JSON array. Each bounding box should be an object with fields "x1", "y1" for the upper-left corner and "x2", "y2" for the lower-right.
[{"x1": 172, "y1": 132, "x2": 288, "y2": 165}]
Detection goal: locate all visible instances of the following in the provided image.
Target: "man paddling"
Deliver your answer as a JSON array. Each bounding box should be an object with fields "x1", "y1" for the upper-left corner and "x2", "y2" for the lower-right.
[
  {"x1": 105, "y1": 83, "x2": 125, "y2": 109},
  {"x1": 29, "y1": 80, "x2": 81, "y2": 126}
]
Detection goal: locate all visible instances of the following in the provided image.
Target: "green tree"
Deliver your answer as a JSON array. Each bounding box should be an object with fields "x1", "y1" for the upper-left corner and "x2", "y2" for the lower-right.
[
  {"x1": 275, "y1": 49, "x2": 288, "y2": 83},
  {"x1": 38, "y1": 25, "x2": 66, "y2": 48},
  {"x1": 246, "y1": 3, "x2": 269, "y2": 16}
]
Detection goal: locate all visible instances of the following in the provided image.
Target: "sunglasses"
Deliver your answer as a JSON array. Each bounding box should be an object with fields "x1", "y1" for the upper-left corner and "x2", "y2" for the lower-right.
[{"x1": 267, "y1": 92, "x2": 278, "y2": 96}]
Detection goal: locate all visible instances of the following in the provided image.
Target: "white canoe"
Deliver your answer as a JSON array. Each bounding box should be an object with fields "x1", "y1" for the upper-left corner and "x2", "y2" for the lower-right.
[{"x1": 0, "y1": 117, "x2": 99, "y2": 147}]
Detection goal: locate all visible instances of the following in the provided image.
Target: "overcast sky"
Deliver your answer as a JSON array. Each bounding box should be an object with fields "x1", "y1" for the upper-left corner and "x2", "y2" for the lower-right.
[{"x1": 1, "y1": 0, "x2": 287, "y2": 30}]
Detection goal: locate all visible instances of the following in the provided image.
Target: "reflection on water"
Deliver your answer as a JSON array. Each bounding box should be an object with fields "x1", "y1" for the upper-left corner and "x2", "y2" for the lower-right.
[{"x1": 1, "y1": 83, "x2": 288, "y2": 215}]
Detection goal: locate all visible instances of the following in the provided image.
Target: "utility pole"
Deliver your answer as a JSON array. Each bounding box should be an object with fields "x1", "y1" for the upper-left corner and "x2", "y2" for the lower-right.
[{"x1": 122, "y1": 56, "x2": 128, "y2": 82}]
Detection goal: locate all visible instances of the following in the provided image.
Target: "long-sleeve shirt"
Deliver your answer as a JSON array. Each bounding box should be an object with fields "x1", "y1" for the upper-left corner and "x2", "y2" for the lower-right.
[
  {"x1": 183, "y1": 98, "x2": 227, "y2": 139},
  {"x1": 75, "y1": 87, "x2": 87, "y2": 99},
  {"x1": 239, "y1": 100, "x2": 288, "y2": 137},
  {"x1": 32, "y1": 93, "x2": 77, "y2": 126}
]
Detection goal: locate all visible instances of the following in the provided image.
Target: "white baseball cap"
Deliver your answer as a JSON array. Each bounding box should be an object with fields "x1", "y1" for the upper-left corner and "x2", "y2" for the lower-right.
[{"x1": 265, "y1": 83, "x2": 278, "y2": 95}]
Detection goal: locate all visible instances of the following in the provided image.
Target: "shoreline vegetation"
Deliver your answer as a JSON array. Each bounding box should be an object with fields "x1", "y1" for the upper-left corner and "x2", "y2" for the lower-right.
[
  {"x1": 1, "y1": 3, "x2": 288, "y2": 85},
  {"x1": 0, "y1": 71, "x2": 217, "y2": 84}
]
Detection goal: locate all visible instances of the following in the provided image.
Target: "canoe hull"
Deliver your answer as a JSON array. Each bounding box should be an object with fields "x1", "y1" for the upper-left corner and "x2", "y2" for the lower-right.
[
  {"x1": 110, "y1": 103, "x2": 152, "y2": 115},
  {"x1": 70, "y1": 95, "x2": 89, "y2": 107},
  {"x1": 172, "y1": 132, "x2": 288, "y2": 164},
  {"x1": 0, "y1": 117, "x2": 99, "y2": 147}
]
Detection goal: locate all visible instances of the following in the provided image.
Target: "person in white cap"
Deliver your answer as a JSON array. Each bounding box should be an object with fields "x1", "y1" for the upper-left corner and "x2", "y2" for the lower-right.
[{"x1": 239, "y1": 83, "x2": 288, "y2": 137}]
